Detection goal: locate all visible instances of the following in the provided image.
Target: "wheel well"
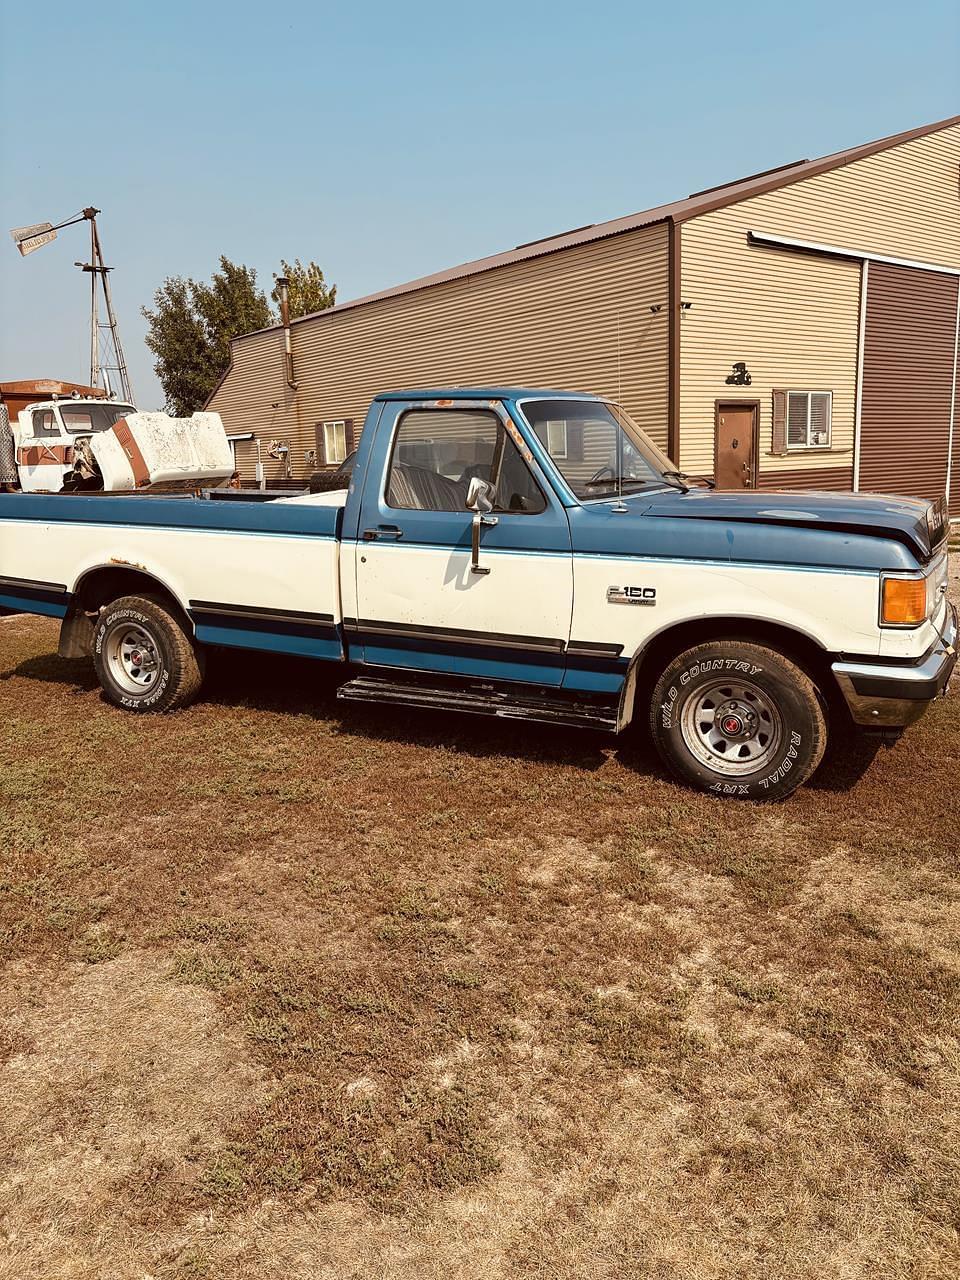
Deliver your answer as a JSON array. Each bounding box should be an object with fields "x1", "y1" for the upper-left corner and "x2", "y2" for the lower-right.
[
  {"x1": 72, "y1": 566, "x2": 192, "y2": 631},
  {"x1": 630, "y1": 617, "x2": 842, "y2": 720}
]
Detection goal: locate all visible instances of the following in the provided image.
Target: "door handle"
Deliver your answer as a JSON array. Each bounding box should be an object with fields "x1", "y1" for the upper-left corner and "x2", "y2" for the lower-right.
[{"x1": 362, "y1": 525, "x2": 403, "y2": 541}]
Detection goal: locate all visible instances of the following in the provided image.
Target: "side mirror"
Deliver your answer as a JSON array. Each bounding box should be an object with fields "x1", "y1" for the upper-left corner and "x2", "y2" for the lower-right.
[
  {"x1": 465, "y1": 477, "x2": 498, "y2": 575},
  {"x1": 466, "y1": 475, "x2": 496, "y2": 514}
]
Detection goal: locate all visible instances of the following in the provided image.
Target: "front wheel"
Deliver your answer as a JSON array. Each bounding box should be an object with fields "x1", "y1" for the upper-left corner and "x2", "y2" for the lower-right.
[
  {"x1": 93, "y1": 595, "x2": 203, "y2": 713},
  {"x1": 649, "y1": 641, "x2": 827, "y2": 800}
]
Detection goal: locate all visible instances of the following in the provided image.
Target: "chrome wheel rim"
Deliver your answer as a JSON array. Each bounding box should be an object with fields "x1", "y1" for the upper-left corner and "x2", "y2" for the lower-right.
[
  {"x1": 680, "y1": 678, "x2": 782, "y2": 776},
  {"x1": 106, "y1": 623, "x2": 161, "y2": 696}
]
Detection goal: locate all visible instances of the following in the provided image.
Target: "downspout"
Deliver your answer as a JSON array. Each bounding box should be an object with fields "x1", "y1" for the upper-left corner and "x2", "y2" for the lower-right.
[
  {"x1": 277, "y1": 277, "x2": 298, "y2": 391},
  {"x1": 852, "y1": 259, "x2": 869, "y2": 492},
  {"x1": 667, "y1": 218, "x2": 681, "y2": 466}
]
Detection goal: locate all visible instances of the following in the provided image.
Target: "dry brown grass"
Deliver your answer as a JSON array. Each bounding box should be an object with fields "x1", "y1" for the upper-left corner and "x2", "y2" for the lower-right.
[{"x1": 0, "y1": 569, "x2": 958, "y2": 1279}]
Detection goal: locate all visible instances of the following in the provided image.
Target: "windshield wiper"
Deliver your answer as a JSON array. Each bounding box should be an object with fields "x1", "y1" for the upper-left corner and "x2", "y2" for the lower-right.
[
  {"x1": 661, "y1": 469, "x2": 716, "y2": 493},
  {"x1": 583, "y1": 476, "x2": 660, "y2": 491}
]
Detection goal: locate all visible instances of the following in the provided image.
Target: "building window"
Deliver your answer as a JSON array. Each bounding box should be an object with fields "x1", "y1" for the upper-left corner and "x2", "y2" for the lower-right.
[
  {"x1": 322, "y1": 420, "x2": 347, "y2": 465},
  {"x1": 787, "y1": 391, "x2": 832, "y2": 449},
  {"x1": 544, "y1": 420, "x2": 568, "y2": 459}
]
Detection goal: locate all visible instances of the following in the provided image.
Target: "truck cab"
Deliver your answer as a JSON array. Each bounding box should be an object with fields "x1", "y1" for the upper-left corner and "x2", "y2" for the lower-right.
[{"x1": 12, "y1": 397, "x2": 135, "y2": 492}]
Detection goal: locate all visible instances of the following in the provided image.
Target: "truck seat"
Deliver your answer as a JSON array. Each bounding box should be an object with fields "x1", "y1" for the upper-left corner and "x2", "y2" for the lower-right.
[{"x1": 387, "y1": 462, "x2": 467, "y2": 511}]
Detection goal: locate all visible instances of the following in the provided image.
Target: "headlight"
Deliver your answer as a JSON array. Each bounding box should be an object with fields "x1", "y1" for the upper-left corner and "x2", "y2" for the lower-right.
[{"x1": 881, "y1": 576, "x2": 927, "y2": 626}]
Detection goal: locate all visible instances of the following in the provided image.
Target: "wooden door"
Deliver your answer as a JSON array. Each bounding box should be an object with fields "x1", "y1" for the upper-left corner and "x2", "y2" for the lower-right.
[{"x1": 715, "y1": 404, "x2": 756, "y2": 489}]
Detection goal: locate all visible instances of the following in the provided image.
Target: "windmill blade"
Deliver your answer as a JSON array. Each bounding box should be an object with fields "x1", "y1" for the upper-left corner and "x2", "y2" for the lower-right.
[{"x1": 10, "y1": 222, "x2": 57, "y2": 255}]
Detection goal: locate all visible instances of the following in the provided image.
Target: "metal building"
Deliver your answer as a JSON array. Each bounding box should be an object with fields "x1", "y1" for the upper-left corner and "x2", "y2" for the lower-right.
[{"x1": 207, "y1": 115, "x2": 960, "y2": 512}]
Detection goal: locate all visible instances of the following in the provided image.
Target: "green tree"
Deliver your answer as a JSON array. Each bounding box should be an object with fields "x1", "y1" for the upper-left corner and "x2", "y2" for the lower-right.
[
  {"x1": 142, "y1": 257, "x2": 274, "y2": 416},
  {"x1": 272, "y1": 258, "x2": 337, "y2": 320}
]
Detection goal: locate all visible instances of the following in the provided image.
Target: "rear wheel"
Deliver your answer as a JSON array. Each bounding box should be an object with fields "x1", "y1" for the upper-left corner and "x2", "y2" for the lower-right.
[
  {"x1": 649, "y1": 641, "x2": 827, "y2": 800},
  {"x1": 93, "y1": 595, "x2": 203, "y2": 713}
]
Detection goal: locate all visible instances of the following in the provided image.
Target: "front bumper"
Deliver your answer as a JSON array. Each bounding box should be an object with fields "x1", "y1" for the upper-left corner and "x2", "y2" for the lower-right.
[{"x1": 832, "y1": 603, "x2": 957, "y2": 728}]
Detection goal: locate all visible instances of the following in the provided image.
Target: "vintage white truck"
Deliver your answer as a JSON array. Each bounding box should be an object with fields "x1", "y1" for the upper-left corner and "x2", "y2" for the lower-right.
[
  {"x1": 0, "y1": 391, "x2": 233, "y2": 493},
  {"x1": 0, "y1": 387, "x2": 954, "y2": 800}
]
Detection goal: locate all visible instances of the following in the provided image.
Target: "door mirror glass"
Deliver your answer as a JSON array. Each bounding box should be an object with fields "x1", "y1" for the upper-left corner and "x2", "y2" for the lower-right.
[{"x1": 466, "y1": 476, "x2": 496, "y2": 514}]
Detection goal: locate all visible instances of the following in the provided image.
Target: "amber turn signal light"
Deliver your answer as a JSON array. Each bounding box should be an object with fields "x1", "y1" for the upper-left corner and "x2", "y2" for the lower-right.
[{"x1": 881, "y1": 577, "x2": 926, "y2": 625}]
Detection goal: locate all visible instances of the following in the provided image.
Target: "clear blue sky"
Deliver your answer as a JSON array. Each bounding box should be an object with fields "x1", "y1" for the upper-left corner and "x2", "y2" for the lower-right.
[{"x1": 1, "y1": 0, "x2": 957, "y2": 408}]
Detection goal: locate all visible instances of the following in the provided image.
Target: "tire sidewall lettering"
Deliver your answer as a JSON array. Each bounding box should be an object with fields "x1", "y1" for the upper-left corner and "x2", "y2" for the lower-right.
[
  {"x1": 96, "y1": 607, "x2": 172, "y2": 709},
  {"x1": 652, "y1": 645, "x2": 821, "y2": 801}
]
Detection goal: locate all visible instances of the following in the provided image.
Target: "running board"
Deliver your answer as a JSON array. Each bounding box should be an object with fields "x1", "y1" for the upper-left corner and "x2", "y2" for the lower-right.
[{"x1": 336, "y1": 674, "x2": 618, "y2": 732}]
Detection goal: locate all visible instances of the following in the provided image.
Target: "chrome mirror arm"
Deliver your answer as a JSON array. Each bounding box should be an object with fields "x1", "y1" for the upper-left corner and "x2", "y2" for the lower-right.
[{"x1": 471, "y1": 511, "x2": 498, "y2": 575}]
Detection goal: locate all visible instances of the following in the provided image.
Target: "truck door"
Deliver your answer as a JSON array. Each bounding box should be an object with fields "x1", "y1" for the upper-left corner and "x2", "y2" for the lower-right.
[
  {"x1": 16, "y1": 408, "x2": 71, "y2": 493},
  {"x1": 353, "y1": 399, "x2": 573, "y2": 686}
]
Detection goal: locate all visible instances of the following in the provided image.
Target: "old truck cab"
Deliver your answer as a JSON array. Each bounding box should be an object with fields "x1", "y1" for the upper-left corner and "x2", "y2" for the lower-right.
[{"x1": 12, "y1": 397, "x2": 136, "y2": 492}]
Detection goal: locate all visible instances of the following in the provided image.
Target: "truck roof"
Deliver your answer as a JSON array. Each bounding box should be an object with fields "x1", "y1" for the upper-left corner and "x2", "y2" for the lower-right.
[{"x1": 373, "y1": 387, "x2": 605, "y2": 403}]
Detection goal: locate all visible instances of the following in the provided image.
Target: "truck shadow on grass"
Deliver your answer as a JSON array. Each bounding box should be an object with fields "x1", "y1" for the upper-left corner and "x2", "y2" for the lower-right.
[
  {"x1": 200, "y1": 649, "x2": 884, "y2": 791},
  {"x1": 206, "y1": 647, "x2": 646, "y2": 777},
  {"x1": 5, "y1": 644, "x2": 881, "y2": 790}
]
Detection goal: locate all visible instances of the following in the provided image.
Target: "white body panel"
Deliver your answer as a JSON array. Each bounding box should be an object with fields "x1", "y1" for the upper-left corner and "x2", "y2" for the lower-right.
[
  {"x1": 570, "y1": 554, "x2": 885, "y2": 658},
  {"x1": 0, "y1": 519, "x2": 342, "y2": 622},
  {"x1": 356, "y1": 543, "x2": 571, "y2": 639}
]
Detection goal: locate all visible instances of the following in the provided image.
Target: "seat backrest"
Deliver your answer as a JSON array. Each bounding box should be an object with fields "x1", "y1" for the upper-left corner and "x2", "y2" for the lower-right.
[{"x1": 387, "y1": 462, "x2": 467, "y2": 511}]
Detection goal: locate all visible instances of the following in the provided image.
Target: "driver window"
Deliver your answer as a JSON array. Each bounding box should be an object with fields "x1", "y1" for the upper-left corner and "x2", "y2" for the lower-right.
[
  {"x1": 386, "y1": 410, "x2": 545, "y2": 513},
  {"x1": 31, "y1": 410, "x2": 59, "y2": 438}
]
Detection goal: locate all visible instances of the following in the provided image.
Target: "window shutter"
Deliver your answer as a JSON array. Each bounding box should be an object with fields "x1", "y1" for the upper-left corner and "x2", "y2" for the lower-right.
[
  {"x1": 787, "y1": 393, "x2": 809, "y2": 447},
  {"x1": 566, "y1": 421, "x2": 584, "y2": 461},
  {"x1": 344, "y1": 418, "x2": 356, "y2": 455},
  {"x1": 314, "y1": 424, "x2": 326, "y2": 465},
  {"x1": 771, "y1": 391, "x2": 787, "y2": 455}
]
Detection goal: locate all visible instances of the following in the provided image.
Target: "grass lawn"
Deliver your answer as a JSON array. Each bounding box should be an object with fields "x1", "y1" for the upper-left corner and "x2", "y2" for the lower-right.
[{"x1": 1, "y1": 567, "x2": 958, "y2": 1279}]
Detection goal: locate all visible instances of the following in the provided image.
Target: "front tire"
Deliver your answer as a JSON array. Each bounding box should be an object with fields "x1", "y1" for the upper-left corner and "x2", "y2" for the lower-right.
[
  {"x1": 649, "y1": 641, "x2": 827, "y2": 800},
  {"x1": 93, "y1": 595, "x2": 203, "y2": 713}
]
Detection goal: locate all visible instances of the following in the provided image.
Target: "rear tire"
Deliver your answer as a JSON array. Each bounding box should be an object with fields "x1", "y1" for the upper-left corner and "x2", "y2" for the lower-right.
[
  {"x1": 93, "y1": 594, "x2": 203, "y2": 713},
  {"x1": 649, "y1": 641, "x2": 827, "y2": 801}
]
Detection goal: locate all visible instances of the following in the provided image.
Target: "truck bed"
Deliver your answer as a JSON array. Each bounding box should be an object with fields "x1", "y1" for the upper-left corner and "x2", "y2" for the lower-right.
[{"x1": 0, "y1": 491, "x2": 346, "y2": 659}]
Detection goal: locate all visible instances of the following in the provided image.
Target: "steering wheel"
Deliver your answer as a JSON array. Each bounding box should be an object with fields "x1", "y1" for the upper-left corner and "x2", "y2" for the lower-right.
[{"x1": 587, "y1": 465, "x2": 616, "y2": 484}]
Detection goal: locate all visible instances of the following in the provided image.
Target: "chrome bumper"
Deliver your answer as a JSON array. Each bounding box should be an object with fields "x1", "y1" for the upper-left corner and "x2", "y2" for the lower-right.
[{"x1": 832, "y1": 603, "x2": 957, "y2": 728}]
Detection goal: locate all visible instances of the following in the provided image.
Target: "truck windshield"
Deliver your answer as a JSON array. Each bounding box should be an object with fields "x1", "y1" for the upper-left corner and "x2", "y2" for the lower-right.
[
  {"x1": 61, "y1": 404, "x2": 135, "y2": 434},
  {"x1": 519, "y1": 398, "x2": 675, "y2": 501}
]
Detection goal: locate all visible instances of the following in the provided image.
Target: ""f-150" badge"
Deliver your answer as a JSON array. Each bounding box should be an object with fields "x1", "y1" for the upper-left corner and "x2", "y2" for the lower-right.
[{"x1": 607, "y1": 585, "x2": 657, "y2": 606}]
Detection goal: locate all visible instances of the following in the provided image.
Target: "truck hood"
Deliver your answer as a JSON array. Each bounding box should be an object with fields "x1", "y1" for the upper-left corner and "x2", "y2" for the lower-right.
[{"x1": 640, "y1": 488, "x2": 946, "y2": 562}]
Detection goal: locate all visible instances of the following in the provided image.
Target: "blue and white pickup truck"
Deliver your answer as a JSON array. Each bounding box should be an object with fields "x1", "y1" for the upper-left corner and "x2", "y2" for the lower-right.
[{"x1": 0, "y1": 387, "x2": 954, "y2": 800}]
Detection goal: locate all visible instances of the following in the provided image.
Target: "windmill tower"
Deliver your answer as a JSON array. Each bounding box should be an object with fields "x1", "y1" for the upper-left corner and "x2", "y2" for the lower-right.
[{"x1": 9, "y1": 207, "x2": 135, "y2": 403}]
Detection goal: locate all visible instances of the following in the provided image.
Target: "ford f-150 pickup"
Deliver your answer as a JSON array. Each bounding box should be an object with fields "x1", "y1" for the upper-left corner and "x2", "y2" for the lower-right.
[{"x1": 0, "y1": 387, "x2": 954, "y2": 800}]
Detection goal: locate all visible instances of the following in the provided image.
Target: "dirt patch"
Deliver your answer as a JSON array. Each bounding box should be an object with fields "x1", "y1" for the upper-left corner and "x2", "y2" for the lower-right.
[{"x1": 0, "y1": 951, "x2": 268, "y2": 1280}]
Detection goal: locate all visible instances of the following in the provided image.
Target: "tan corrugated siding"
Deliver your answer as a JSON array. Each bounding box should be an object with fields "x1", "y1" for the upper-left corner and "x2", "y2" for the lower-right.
[
  {"x1": 679, "y1": 122, "x2": 960, "y2": 481},
  {"x1": 206, "y1": 330, "x2": 303, "y2": 485},
  {"x1": 210, "y1": 223, "x2": 669, "y2": 484}
]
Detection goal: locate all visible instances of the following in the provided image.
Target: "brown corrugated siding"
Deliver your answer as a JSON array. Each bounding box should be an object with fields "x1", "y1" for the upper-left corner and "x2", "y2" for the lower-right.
[
  {"x1": 210, "y1": 223, "x2": 670, "y2": 485},
  {"x1": 859, "y1": 263, "x2": 958, "y2": 503}
]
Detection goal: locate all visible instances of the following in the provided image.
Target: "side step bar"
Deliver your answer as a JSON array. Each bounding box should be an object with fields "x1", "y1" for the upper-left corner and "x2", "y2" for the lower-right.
[{"x1": 337, "y1": 674, "x2": 618, "y2": 732}]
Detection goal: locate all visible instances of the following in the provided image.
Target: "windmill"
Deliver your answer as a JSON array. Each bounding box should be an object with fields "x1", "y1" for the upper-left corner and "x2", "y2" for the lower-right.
[{"x1": 9, "y1": 207, "x2": 134, "y2": 403}]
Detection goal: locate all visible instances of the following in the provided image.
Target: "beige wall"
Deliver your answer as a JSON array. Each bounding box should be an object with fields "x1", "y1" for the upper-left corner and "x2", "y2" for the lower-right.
[
  {"x1": 678, "y1": 122, "x2": 960, "y2": 478},
  {"x1": 209, "y1": 223, "x2": 670, "y2": 485}
]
